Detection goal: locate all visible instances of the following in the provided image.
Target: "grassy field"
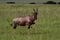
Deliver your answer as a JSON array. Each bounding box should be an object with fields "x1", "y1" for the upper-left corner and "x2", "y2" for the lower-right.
[{"x1": 0, "y1": 4, "x2": 60, "y2": 40}]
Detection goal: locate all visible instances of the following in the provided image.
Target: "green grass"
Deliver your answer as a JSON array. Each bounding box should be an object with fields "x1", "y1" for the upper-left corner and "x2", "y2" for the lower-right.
[{"x1": 0, "y1": 4, "x2": 60, "y2": 40}]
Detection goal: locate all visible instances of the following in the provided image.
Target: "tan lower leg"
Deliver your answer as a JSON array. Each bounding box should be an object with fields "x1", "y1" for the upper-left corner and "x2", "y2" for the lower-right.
[{"x1": 13, "y1": 29, "x2": 16, "y2": 33}]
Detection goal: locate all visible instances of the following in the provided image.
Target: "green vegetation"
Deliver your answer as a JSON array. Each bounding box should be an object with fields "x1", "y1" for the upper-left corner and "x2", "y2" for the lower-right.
[{"x1": 0, "y1": 4, "x2": 60, "y2": 40}]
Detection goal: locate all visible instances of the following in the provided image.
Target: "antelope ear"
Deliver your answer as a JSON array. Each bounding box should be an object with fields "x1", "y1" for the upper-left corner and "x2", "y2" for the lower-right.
[
  {"x1": 36, "y1": 8, "x2": 38, "y2": 12},
  {"x1": 33, "y1": 8, "x2": 35, "y2": 11}
]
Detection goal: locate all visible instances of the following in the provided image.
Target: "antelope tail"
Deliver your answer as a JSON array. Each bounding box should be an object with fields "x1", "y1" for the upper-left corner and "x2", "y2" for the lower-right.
[{"x1": 7, "y1": 18, "x2": 13, "y2": 26}]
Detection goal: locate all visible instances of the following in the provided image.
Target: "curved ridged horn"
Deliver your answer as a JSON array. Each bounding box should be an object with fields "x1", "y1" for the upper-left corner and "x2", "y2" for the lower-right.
[{"x1": 33, "y1": 8, "x2": 38, "y2": 12}]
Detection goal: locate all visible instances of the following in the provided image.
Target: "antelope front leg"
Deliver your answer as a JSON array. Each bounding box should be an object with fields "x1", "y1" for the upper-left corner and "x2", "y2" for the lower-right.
[{"x1": 27, "y1": 24, "x2": 31, "y2": 34}]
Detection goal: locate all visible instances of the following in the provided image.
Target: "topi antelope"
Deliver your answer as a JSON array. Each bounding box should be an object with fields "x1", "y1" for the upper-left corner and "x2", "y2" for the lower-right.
[{"x1": 11, "y1": 8, "x2": 38, "y2": 33}]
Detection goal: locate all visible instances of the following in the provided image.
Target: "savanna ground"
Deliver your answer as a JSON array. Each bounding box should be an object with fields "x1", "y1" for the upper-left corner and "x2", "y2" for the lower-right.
[{"x1": 0, "y1": 4, "x2": 60, "y2": 40}]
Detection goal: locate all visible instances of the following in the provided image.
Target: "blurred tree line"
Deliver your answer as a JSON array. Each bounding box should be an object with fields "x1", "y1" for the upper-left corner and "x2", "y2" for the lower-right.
[{"x1": 6, "y1": 1, "x2": 60, "y2": 4}]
